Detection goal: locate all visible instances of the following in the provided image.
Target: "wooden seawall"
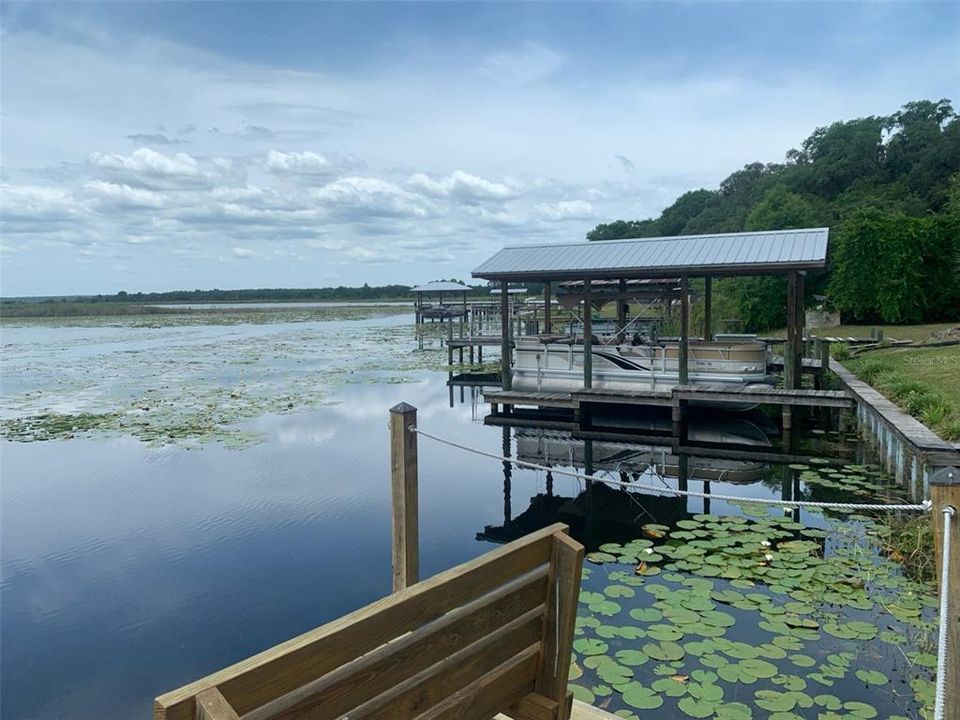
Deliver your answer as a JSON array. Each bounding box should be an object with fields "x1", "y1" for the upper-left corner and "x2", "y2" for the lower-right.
[{"x1": 830, "y1": 358, "x2": 960, "y2": 500}]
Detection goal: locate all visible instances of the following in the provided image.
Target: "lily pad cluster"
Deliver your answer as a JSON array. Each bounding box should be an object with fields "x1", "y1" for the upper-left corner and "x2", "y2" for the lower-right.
[
  {"x1": 570, "y1": 505, "x2": 938, "y2": 719},
  {"x1": 1, "y1": 307, "x2": 459, "y2": 447}
]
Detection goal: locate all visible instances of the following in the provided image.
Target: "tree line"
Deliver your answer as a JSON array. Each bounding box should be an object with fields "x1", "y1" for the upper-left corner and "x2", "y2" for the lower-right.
[{"x1": 588, "y1": 99, "x2": 960, "y2": 328}]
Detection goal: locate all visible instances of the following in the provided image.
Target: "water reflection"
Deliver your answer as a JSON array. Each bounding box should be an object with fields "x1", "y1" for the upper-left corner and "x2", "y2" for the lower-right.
[{"x1": 474, "y1": 418, "x2": 841, "y2": 552}]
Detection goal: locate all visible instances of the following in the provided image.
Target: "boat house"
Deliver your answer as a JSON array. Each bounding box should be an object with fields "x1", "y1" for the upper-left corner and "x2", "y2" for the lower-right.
[{"x1": 472, "y1": 227, "x2": 830, "y2": 395}]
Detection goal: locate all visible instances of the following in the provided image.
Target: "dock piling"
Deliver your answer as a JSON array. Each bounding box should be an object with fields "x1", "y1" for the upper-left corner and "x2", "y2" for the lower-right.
[{"x1": 389, "y1": 402, "x2": 419, "y2": 592}]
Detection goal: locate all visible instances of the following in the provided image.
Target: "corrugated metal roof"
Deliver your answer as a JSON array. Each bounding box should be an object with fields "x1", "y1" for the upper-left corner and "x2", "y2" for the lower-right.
[
  {"x1": 409, "y1": 280, "x2": 470, "y2": 293},
  {"x1": 472, "y1": 228, "x2": 829, "y2": 281}
]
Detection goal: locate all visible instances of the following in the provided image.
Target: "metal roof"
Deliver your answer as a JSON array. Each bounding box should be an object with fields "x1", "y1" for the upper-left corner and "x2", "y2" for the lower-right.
[
  {"x1": 409, "y1": 281, "x2": 470, "y2": 293},
  {"x1": 472, "y1": 228, "x2": 829, "y2": 281}
]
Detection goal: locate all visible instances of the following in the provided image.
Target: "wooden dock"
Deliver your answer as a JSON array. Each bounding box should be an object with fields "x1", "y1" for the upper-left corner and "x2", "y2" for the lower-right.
[{"x1": 486, "y1": 384, "x2": 854, "y2": 413}]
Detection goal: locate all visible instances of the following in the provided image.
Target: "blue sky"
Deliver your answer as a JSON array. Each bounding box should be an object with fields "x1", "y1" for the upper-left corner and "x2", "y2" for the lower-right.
[{"x1": 1, "y1": 1, "x2": 958, "y2": 296}]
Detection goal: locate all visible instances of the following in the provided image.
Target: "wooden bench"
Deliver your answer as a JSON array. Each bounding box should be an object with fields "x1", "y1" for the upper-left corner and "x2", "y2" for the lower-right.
[{"x1": 155, "y1": 523, "x2": 585, "y2": 720}]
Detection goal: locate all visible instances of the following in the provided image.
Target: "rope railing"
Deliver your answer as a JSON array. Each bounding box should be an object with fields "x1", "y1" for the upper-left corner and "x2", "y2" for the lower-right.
[
  {"x1": 411, "y1": 426, "x2": 931, "y2": 513},
  {"x1": 933, "y1": 505, "x2": 955, "y2": 720}
]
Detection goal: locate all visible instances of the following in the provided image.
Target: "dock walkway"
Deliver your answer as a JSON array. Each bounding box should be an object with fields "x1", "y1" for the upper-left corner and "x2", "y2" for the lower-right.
[{"x1": 486, "y1": 384, "x2": 854, "y2": 413}]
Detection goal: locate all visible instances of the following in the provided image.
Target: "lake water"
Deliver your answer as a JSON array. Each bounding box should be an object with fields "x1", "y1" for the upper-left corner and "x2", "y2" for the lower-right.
[{"x1": 0, "y1": 309, "x2": 936, "y2": 719}]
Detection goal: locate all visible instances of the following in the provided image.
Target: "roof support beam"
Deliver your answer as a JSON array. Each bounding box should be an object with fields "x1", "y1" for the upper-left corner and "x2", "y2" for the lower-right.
[
  {"x1": 501, "y1": 282, "x2": 512, "y2": 391},
  {"x1": 679, "y1": 275, "x2": 690, "y2": 385},
  {"x1": 703, "y1": 277, "x2": 713, "y2": 342},
  {"x1": 543, "y1": 282, "x2": 552, "y2": 335},
  {"x1": 616, "y1": 279, "x2": 627, "y2": 343},
  {"x1": 582, "y1": 279, "x2": 593, "y2": 390}
]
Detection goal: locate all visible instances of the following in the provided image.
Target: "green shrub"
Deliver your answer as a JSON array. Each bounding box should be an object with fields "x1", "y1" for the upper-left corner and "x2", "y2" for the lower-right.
[
  {"x1": 855, "y1": 357, "x2": 894, "y2": 383},
  {"x1": 921, "y1": 402, "x2": 949, "y2": 428},
  {"x1": 831, "y1": 343, "x2": 851, "y2": 361},
  {"x1": 938, "y1": 419, "x2": 960, "y2": 441}
]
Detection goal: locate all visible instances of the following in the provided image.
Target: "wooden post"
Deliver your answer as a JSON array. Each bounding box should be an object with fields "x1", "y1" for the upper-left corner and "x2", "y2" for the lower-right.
[
  {"x1": 447, "y1": 319, "x2": 454, "y2": 368},
  {"x1": 543, "y1": 282, "x2": 552, "y2": 334},
  {"x1": 703, "y1": 277, "x2": 713, "y2": 341},
  {"x1": 389, "y1": 402, "x2": 419, "y2": 592},
  {"x1": 785, "y1": 272, "x2": 797, "y2": 390},
  {"x1": 679, "y1": 275, "x2": 690, "y2": 385},
  {"x1": 534, "y1": 531, "x2": 584, "y2": 718},
  {"x1": 795, "y1": 272, "x2": 806, "y2": 385},
  {"x1": 501, "y1": 282, "x2": 512, "y2": 391},
  {"x1": 617, "y1": 278, "x2": 627, "y2": 343},
  {"x1": 931, "y1": 465, "x2": 960, "y2": 720},
  {"x1": 582, "y1": 279, "x2": 593, "y2": 389}
]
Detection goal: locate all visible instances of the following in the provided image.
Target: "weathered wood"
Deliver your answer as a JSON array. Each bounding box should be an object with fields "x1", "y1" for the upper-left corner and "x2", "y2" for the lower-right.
[
  {"x1": 672, "y1": 385, "x2": 853, "y2": 408},
  {"x1": 154, "y1": 524, "x2": 565, "y2": 720},
  {"x1": 785, "y1": 271, "x2": 797, "y2": 390},
  {"x1": 391, "y1": 402, "x2": 419, "y2": 592},
  {"x1": 502, "y1": 282, "x2": 512, "y2": 391},
  {"x1": 582, "y1": 279, "x2": 592, "y2": 390},
  {"x1": 616, "y1": 279, "x2": 627, "y2": 342},
  {"x1": 246, "y1": 571, "x2": 549, "y2": 720},
  {"x1": 794, "y1": 272, "x2": 806, "y2": 383},
  {"x1": 535, "y1": 533, "x2": 584, "y2": 709},
  {"x1": 679, "y1": 275, "x2": 689, "y2": 384},
  {"x1": 544, "y1": 283, "x2": 552, "y2": 335},
  {"x1": 703, "y1": 276, "x2": 712, "y2": 341},
  {"x1": 930, "y1": 466, "x2": 960, "y2": 720},
  {"x1": 194, "y1": 688, "x2": 239, "y2": 720}
]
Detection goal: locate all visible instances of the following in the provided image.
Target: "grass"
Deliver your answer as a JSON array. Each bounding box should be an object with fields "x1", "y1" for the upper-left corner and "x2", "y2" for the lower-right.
[
  {"x1": 875, "y1": 513, "x2": 936, "y2": 584},
  {"x1": 845, "y1": 344, "x2": 960, "y2": 441}
]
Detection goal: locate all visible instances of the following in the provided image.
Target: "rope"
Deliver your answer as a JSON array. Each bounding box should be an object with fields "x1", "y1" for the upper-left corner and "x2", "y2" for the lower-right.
[
  {"x1": 933, "y1": 505, "x2": 955, "y2": 720},
  {"x1": 410, "y1": 426, "x2": 931, "y2": 513}
]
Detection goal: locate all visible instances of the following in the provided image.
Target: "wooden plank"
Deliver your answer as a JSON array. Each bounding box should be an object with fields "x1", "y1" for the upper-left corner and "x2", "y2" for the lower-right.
[
  {"x1": 511, "y1": 692, "x2": 561, "y2": 720},
  {"x1": 194, "y1": 688, "x2": 239, "y2": 720},
  {"x1": 415, "y1": 646, "x2": 540, "y2": 720},
  {"x1": 345, "y1": 614, "x2": 543, "y2": 720},
  {"x1": 497, "y1": 699, "x2": 622, "y2": 720},
  {"x1": 390, "y1": 403, "x2": 419, "y2": 592},
  {"x1": 244, "y1": 570, "x2": 548, "y2": 720},
  {"x1": 535, "y1": 533, "x2": 584, "y2": 707},
  {"x1": 154, "y1": 524, "x2": 566, "y2": 720}
]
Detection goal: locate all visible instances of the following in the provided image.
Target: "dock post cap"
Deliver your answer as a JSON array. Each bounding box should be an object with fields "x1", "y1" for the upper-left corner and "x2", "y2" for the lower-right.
[
  {"x1": 390, "y1": 401, "x2": 418, "y2": 415},
  {"x1": 930, "y1": 466, "x2": 959, "y2": 486}
]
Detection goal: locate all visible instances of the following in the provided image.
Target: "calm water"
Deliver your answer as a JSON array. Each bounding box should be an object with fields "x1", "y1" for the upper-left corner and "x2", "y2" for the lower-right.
[{"x1": 0, "y1": 311, "x2": 932, "y2": 719}]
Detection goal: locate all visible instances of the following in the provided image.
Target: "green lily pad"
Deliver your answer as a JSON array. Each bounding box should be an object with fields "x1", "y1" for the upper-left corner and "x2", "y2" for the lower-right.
[
  {"x1": 621, "y1": 682, "x2": 664, "y2": 710},
  {"x1": 572, "y1": 638, "x2": 607, "y2": 656},
  {"x1": 854, "y1": 669, "x2": 888, "y2": 686}
]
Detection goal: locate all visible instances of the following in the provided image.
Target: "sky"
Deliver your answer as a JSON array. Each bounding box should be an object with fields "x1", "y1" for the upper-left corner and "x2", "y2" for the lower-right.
[{"x1": 1, "y1": 1, "x2": 958, "y2": 297}]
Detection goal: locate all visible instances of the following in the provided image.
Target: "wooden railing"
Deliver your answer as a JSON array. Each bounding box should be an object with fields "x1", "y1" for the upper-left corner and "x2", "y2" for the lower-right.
[{"x1": 154, "y1": 523, "x2": 584, "y2": 720}]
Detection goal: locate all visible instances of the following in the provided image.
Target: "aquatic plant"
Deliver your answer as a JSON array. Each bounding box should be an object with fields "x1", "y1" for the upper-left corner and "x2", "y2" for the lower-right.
[{"x1": 569, "y1": 476, "x2": 937, "y2": 719}]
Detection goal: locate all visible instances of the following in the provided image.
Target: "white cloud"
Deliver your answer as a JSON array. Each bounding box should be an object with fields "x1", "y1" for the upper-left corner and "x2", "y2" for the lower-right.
[
  {"x1": 312, "y1": 177, "x2": 433, "y2": 219},
  {"x1": 231, "y1": 247, "x2": 259, "y2": 258},
  {"x1": 0, "y1": 184, "x2": 87, "y2": 225},
  {"x1": 406, "y1": 170, "x2": 519, "y2": 203},
  {"x1": 83, "y1": 180, "x2": 165, "y2": 209},
  {"x1": 533, "y1": 199, "x2": 596, "y2": 221},
  {"x1": 89, "y1": 147, "x2": 202, "y2": 182},
  {"x1": 264, "y1": 150, "x2": 330, "y2": 175}
]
